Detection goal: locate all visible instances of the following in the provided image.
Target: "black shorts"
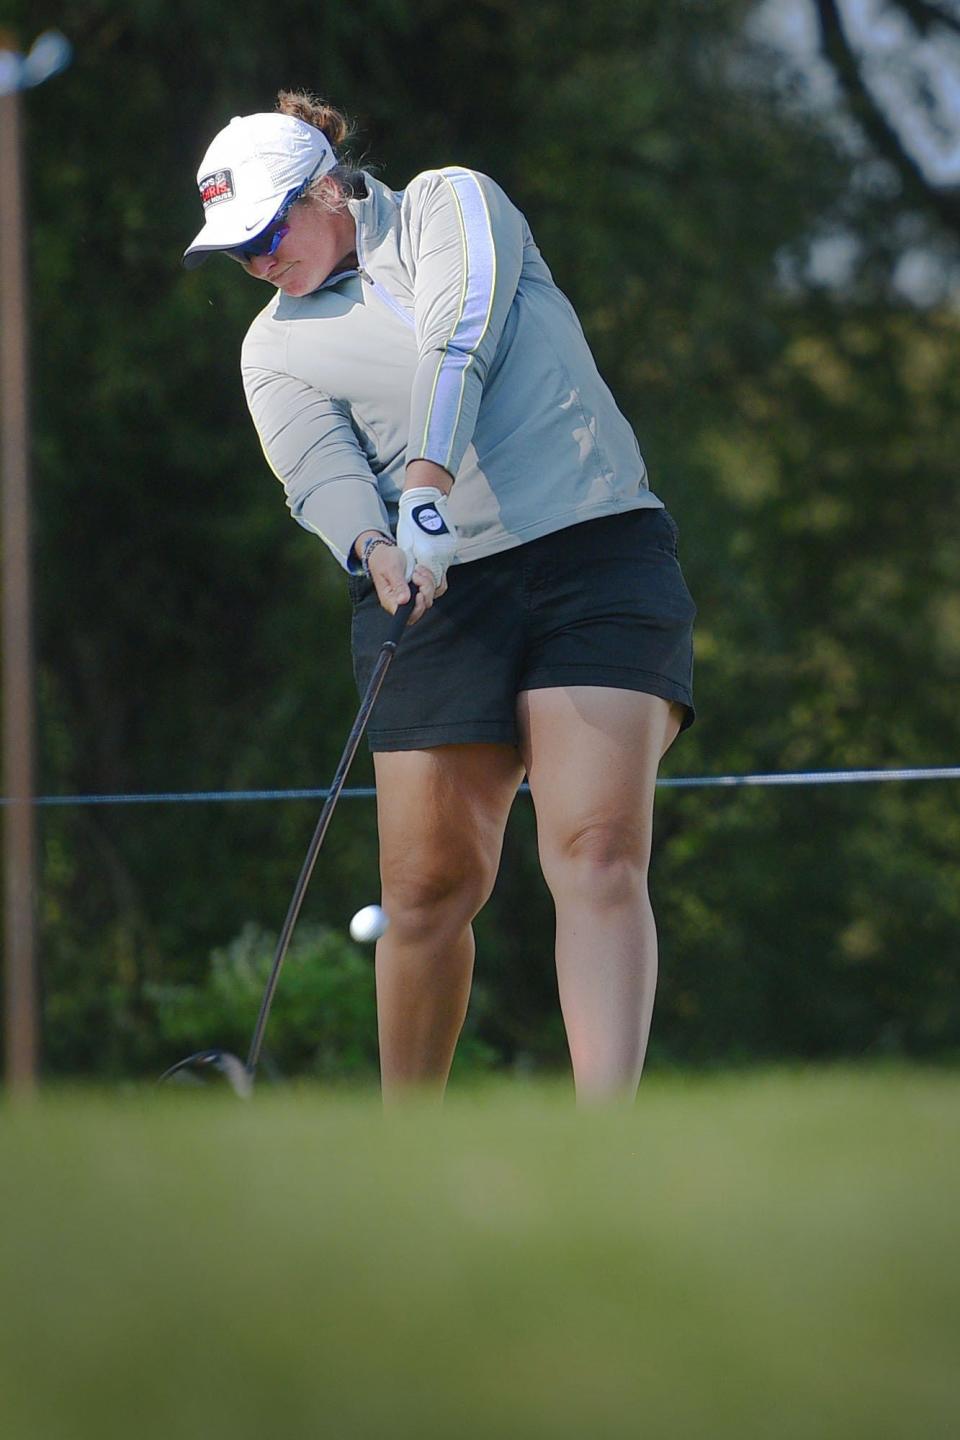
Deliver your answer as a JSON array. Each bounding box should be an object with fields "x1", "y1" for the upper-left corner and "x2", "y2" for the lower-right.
[{"x1": 348, "y1": 507, "x2": 696, "y2": 751}]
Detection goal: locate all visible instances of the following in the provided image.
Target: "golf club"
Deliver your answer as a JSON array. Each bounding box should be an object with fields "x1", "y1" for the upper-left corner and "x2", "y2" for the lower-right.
[{"x1": 158, "y1": 586, "x2": 418, "y2": 1096}]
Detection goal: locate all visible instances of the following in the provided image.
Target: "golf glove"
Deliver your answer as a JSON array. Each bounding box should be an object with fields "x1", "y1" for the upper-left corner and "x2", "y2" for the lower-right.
[{"x1": 397, "y1": 486, "x2": 458, "y2": 588}]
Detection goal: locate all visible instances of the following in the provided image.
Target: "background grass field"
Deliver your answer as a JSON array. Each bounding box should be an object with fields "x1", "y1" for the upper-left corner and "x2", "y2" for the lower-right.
[{"x1": 1, "y1": 1067, "x2": 957, "y2": 1439}]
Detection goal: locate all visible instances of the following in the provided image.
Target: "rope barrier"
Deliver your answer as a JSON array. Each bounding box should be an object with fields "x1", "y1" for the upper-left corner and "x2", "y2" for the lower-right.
[{"x1": 2, "y1": 766, "x2": 959, "y2": 807}]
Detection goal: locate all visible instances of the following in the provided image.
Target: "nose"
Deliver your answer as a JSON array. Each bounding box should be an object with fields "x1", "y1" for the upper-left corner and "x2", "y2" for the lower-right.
[{"x1": 247, "y1": 253, "x2": 278, "y2": 279}]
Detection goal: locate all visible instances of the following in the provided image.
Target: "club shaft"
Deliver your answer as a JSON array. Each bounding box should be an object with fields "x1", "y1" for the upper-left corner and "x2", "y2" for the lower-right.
[{"x1": 245, "y1": 598, "x2": 414, "y2": 1074}]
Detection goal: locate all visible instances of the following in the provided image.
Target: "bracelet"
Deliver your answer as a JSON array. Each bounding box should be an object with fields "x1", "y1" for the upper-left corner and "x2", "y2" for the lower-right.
[{"x1": 361, "y1": 534, "x2": 396, "y2": 577}]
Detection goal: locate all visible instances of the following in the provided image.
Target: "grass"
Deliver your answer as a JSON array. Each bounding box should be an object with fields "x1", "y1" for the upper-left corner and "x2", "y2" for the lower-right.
[{"x1": 0, "y1": 1067, "x2": 957, "y2": 1438}]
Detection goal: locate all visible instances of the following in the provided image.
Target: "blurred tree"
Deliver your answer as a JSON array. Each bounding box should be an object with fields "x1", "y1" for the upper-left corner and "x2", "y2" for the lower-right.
[
  {"x1": 814, "y1": 0, "x2": 960, "y2": 237},
  {"x1": 4, "y1": 0, "x2": 957, "y2": 1076}
]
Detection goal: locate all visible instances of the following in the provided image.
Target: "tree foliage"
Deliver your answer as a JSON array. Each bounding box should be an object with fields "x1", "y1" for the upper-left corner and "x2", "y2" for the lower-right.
[{"x1": 4, "y1": 0, "x2": 959, "y2": 1076}]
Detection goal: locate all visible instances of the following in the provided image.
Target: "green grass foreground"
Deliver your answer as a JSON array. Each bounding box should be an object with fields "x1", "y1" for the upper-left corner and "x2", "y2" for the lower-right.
[{"x1": 1, "y1": 1068, "x2": 957, "y2": 1439}]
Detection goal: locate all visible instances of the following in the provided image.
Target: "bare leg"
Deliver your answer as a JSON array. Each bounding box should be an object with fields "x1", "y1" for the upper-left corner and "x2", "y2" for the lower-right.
[
  {"x1": 373, "y1": 743, "x2": 524, "y2": 1101},
  {"x1": 517, "y1": 687, "x2": 683, "y2": 1102}
]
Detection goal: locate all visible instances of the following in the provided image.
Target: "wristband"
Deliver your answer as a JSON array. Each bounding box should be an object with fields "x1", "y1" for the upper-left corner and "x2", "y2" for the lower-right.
[{"x1": 360, "y1": 534, "x2": 396, "y2": 577}]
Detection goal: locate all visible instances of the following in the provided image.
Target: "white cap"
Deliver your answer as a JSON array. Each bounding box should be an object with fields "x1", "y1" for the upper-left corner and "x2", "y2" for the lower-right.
[{"x1": 182, "y1": 112, "x2": 338, "y2": 268}]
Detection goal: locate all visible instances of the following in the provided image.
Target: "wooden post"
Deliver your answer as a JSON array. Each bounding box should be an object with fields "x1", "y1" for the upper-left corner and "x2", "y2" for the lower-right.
[{"x1": 1, "y1": 59, "x2": 39, "y2": 1096}]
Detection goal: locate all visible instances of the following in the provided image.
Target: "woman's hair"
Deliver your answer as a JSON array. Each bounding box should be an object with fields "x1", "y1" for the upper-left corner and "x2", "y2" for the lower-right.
[{"x1": 275, "y1": 89, "x2": 367, "y2": 209}]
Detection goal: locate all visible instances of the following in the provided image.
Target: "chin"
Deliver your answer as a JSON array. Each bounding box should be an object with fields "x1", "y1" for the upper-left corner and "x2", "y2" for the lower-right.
[{"x1": 281, "y1": 277, "x2": 317, "y2": 297}]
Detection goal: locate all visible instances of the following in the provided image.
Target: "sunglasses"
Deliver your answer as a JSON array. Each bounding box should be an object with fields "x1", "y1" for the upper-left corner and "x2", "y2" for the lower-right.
[
  {"x1": 225, "y1": 175, "x2": 313, "y2": 264},
  {"x1": 226, "y1": 222, "x2": 290, "y2": 265}
]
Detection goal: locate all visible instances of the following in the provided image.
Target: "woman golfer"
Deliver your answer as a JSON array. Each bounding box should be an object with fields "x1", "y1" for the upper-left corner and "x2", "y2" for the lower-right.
[{"x1": 183, "y1": 91, "x2": 696, "y2": 1101}]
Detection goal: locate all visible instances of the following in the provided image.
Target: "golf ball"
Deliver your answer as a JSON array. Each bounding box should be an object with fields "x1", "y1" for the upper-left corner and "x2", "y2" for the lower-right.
[{"x1": 349, "y1": 904, "x2": 389, "y2": 943}]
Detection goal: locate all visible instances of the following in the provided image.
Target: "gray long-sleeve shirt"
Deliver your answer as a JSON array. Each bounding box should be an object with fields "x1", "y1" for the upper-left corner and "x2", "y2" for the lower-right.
[{"x1": 241, "y1": 167, "x2": 662, "y2": 571}]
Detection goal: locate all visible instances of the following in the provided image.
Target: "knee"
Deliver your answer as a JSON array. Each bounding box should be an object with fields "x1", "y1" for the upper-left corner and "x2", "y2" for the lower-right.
[
  {"x1": 541, "y1": 818, "x2": 651, "y2": 903},
  {"x1": 381, "y1": 844, "x2": 499, "y2": 937}
]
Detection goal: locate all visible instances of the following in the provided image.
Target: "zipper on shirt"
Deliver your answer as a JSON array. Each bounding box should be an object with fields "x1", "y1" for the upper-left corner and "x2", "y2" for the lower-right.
[{"x1": 355, "y1": 235, "x2": 416, "y2": 330}]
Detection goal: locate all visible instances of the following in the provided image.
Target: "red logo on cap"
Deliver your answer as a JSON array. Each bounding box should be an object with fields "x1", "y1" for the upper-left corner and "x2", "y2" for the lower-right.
[{"x1": 199, "y1": 169, "x2": 235, "y2": 209}]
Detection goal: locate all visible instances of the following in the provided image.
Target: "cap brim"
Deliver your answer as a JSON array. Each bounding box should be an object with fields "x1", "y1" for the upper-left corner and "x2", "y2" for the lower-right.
[
  {"x1": 181, "y1": 239, "x2": 234, "y2": 269},
  {"x1": 181, "y1": 198, "x2": 281, "y2": 269}
]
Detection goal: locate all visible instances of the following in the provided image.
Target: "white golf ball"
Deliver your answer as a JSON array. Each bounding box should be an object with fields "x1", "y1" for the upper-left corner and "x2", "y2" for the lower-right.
[{"x1": 349, "y1": 904, "x2": 389, "y2": 943}]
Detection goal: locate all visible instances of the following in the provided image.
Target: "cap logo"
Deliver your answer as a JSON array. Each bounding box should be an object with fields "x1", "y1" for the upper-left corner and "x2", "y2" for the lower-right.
[{"x1": 199, "y1": 169, "x2": 235, "y2": 209}]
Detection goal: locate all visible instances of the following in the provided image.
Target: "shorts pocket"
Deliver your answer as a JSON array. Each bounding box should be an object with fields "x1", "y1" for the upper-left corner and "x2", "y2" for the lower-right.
[
  {"x1": 346, "y1": 573, "x2": 375, "y2": 608},
  {"x1": 657, "y1": 509, "x2": 680, "y2": 555}
]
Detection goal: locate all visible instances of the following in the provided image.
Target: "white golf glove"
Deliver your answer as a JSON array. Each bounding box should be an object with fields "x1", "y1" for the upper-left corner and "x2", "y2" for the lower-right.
[{"x1": 396, "y1": 486, "x2": 458, "y2": 588}]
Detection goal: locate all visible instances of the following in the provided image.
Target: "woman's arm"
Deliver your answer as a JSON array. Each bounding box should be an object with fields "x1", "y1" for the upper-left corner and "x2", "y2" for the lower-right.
[
  {"x1": 404, "y1": 458, "x2": 453, "y2": 495},
  {"x1": 404, "y1": 168, "x2": 526, "y2": 482},
  {"x1": 242, "y1": 363, "x2": 390, "y2": 571}
]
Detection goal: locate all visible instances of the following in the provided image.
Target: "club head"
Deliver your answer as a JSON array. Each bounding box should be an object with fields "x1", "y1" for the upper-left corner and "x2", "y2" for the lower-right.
[{"x1": 157, "y1": 1049, "x2": 253, "y2": 1099}]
